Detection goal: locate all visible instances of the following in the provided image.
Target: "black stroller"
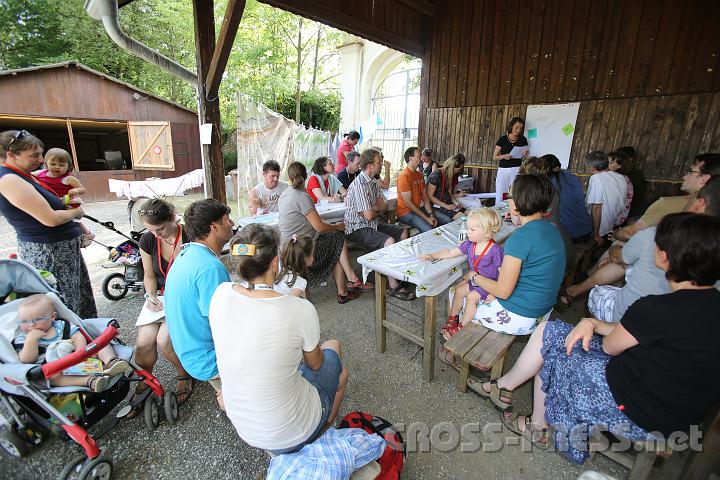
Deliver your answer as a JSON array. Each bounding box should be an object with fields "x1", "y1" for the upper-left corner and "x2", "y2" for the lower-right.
[
  {"x1": 0, "y1": 259, "x2": 178, "y2": 479},
  {"x1": 83, "y1": 215, "x2": 145, "y2": 301}
]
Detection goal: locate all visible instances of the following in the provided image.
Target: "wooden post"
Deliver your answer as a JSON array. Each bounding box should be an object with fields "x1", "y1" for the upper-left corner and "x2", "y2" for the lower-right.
[
  {"x1": 423, "y1": 294, "x2": 437, "y2": 382},
  {"x1": 374, "y1": 272, "x2": 387, "y2": 353},
  {"x1": 192, "y1": 0, "x2": 226, "y2": 204},
  {"x1": 65, "y1": 119, "x2": 80, "y2": 173}
]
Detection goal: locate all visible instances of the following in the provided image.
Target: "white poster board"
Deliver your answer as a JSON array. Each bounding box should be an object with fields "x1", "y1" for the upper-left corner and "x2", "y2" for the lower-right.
[{"x1": 525, "y1": 102, "x2": 580, "y2": 168}]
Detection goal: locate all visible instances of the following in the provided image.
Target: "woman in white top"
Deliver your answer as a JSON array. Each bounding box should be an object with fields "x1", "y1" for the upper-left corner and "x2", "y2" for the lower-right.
[{"x1": 209, "y1": 224, "x2": 348, "y2": 454}]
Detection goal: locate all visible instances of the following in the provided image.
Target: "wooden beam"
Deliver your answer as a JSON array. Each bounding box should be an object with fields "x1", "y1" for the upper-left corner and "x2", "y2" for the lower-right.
[
  {"x1": 65, "y1": 119, "x2": 80, "y2": 173},
  {"x1": 205, "y1": 0, "x2": 246, "y2": 99},
  {"x1": 193, "y1": 0, "x2": 226, "y2": 204},
  {"x1": 396, "y1": 0, "x2": 435, "y2": 17},
  {"x1": 260, "y1": 0, "x2": 425, "y2": 57}
]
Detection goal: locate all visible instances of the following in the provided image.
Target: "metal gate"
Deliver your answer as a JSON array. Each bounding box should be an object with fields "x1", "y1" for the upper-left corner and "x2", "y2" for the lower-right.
[{"x1": 369, "y1": 67, "x2": 421, "y2": 173}]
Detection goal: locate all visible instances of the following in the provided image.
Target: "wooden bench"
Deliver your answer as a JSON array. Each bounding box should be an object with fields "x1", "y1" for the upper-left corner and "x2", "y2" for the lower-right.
[
  {"x1": 589, "y1": 431, "x2": 672, "y2": 480},
  {"x1": 444, "y1": 322, "x2": 516, "y2": 392}
]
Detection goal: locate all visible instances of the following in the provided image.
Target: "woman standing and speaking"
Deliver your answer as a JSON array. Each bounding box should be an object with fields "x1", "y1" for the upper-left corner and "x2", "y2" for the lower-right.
[{"x1": 493, "y1": 117, "x2": 529, "y2": 205}]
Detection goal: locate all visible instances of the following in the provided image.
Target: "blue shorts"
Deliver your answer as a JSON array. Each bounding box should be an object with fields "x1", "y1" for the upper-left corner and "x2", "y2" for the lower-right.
[{"x1": 268, "y1": 348, "x2": 343, "y2": 455}]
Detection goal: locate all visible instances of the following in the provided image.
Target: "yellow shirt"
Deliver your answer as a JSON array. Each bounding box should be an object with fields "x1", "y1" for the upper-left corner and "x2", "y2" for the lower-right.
[{"x1": 639, "y1": 196, "x2": 689, "y2": 227}]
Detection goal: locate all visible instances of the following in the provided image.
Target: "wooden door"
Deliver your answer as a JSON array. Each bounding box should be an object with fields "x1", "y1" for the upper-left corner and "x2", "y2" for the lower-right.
[{"x1": 128, "y1": 121, "x2": 175, "y2": 171}]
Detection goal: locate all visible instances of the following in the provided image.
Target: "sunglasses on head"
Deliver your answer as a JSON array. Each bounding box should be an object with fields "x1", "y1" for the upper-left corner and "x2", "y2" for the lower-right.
[{"x1": 6, "y1": 130, "x2": 29, "y2": 149}]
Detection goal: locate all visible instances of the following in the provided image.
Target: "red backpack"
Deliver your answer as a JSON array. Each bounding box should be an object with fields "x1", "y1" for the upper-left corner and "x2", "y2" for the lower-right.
[{"x1": 339, "y1": 411, "x2": 406, "y2": 480}]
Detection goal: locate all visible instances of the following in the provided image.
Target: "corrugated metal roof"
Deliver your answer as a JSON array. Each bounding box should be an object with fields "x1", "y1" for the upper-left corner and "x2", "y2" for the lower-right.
[{"x1": 0, "y1": 61, "x2": 196, "y2": 114}]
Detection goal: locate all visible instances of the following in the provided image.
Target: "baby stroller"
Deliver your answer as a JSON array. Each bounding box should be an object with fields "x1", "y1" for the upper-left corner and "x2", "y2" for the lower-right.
[
  {"x1": 84, "y1": 214, "x2": 146, "y2": 301},
  {"x1": 0, "y1": 259, "x2": 177, "y2": 479}
]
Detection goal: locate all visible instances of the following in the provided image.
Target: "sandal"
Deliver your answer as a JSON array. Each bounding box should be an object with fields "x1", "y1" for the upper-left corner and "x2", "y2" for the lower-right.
[
  {"x1": 467, "y1": 378, "x2": 513, "y2": 411},
  {"x1": 436, "y1": 347, "x2": 460, "y2": 372},
  {"x1": 555, "y1": 286, "x2": 574, "y2": 312},
  {"x1": 441, "y1": 315, "x2": 462, "y2": 341},
  {"x1": 175, "y1": 375, "x2": 194, "y2": 405},
  {"x1": 337, "y1": 290, "x2": 360, "y2": 304},
  {"x1": 347, "y1": 279, "x2": 374, "y2": 292},
  {"x1": 87, "y1": 375, "x2": 111, "y2": 393},
  {"x1": 501, "y1": 412, "x2": 550, "y2": 450},
  {"x1": 387, "y1": 285, "x2": 416, "y2": 301},
  {"x1": 103, "y1": 358, "x2": 130, "y2": 377}
]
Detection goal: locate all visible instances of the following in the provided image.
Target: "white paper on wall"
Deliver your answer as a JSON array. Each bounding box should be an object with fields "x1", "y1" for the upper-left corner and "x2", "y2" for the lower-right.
[{"x1": 525, "y1": 102, "x2": 580, "y2": 169}]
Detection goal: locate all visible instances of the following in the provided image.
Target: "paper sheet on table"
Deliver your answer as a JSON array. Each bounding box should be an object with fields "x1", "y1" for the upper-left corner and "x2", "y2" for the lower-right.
[
  {"x1": 509, "y1": 146, "x2": 528, "y2": 159},
  {"x1": 136, "y1": 295, "x2": 165, "y2": 326}
]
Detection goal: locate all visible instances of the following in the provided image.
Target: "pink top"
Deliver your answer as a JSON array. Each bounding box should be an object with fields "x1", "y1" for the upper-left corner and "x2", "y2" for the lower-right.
[
  {"x1": 35, "y1": 170, "x2": 73, "y2": 197},
  {"x1": 336, "y1": 139, "x2": 353, "y2": 174}
]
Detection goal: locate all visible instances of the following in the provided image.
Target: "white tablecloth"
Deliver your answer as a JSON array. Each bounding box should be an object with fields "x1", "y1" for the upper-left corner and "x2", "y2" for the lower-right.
[
  {"x1": 237, "y1": 187, "x2": 398, "y2": 227},
  {"x1": 357, "y1": 214, "x2": 517, "y2": 298},
  {"x1": 108, "y1": 169, "x2": 204, "y2": 199}
]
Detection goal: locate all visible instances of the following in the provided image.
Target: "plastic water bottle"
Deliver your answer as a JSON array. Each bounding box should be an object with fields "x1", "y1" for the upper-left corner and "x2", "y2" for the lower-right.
[{"x1": 458, "y1": 216, "x2": 468, "y2": 243}]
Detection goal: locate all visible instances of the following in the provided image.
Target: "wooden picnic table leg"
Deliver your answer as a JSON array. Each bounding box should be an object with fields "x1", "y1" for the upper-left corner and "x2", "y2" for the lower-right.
[
  {"x1": 423, "y1": 294, "x2": 437, "y2": 382},
  {"x1": 375, "y1": 271, "x2": 387, "y2": 353}
]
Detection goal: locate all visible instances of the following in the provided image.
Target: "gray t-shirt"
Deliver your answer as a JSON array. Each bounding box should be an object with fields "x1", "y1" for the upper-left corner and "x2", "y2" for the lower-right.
[
  {"x1": 254, "y1": 181, "x2": 288, "y2": 213},
  {"x1": 278, "y1": 187, "x2": 319, "y2": 244},
  {"x1": 614, "y1": 227, "x2": 671, "y2": 320}
]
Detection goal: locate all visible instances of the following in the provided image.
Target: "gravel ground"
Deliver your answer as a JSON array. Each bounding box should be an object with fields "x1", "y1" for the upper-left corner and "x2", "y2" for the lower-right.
[{"x1": 0, "y1": 196, "x2": 690, "y2": 479}]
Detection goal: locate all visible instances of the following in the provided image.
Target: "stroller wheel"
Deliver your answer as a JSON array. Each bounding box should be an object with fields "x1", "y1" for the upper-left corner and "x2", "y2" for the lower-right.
[
  {"x1": 78, "y1": 455, "x2": 113, "y2": 480},
  {"x1": 0, "y1": 429, "x2": 30, "y2": 458},
  {"x1": 143, "y1": 395, "x2": 160, "y2": 431},
  {"x1": 102, "y1": 273, "x2": 128, "y2": 301},
  {"x1": 59, "y1": 454, "x2": 86, "y2": 479},
  {"x1": 164, "y1": 392, "x2": 178, "y2": 426}
]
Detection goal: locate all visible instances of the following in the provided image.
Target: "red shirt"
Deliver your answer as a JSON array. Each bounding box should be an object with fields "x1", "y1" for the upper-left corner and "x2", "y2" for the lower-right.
[
  {"x1": 35, "y1": 170, "x2": 72, "y2": 197},
  {"x1": 306, "y1": 175, "x2": 329, "y2": 203},
  {"x1": 336, "y1": 139, "x2": 353, "y2": 174}
]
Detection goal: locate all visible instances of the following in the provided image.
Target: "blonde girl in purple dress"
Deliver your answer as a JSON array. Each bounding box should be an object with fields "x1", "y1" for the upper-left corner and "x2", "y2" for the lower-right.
[{"x1": 421, "y1": 208, "x2": 504, "y2": 340}]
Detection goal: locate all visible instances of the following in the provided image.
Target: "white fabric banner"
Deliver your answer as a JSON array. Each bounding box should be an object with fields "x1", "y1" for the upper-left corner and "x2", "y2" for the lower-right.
[
  {"x1": 525, "y1": 102, "x2": 580, "y2": 169},
  {"x1": 235, "y1": 94, "x2": 332, "y2": 196}
]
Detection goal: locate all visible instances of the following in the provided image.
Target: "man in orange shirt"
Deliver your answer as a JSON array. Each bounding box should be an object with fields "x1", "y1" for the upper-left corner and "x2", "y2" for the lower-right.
[{"x1": 397, "y1": 146, "x2": 437, "y2": 233}]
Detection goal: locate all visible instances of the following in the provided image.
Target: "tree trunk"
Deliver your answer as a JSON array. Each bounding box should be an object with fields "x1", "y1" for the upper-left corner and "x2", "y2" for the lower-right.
[
  {"x1": 295, "y1": 17, "x2": 303, "y2": 123},
  {"x1": 311, "y1": 25, "x2": 321, "y2": 89}
]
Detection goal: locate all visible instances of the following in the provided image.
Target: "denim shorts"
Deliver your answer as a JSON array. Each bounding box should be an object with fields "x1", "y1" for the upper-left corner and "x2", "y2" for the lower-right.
[{"x1": 267, "y1": 349, "x2": 343, "y2": 455}]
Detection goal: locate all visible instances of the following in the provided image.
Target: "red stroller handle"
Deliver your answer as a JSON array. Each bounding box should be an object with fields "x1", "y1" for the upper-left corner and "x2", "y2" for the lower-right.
[{"x1": 41, "y1": 326, "x2": 119, "y2": 379}]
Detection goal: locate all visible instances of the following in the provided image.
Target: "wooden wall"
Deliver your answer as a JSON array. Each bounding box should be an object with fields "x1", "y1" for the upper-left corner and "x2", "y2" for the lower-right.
[{"x1": 418, "y1": 0, "x2": 720, "y2": 197}]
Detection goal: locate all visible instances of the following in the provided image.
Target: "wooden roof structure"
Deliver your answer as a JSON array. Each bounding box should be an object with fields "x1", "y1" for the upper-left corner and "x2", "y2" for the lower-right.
[{"x1": 115, "y1": 0, "x2": 720, "y2": 206}]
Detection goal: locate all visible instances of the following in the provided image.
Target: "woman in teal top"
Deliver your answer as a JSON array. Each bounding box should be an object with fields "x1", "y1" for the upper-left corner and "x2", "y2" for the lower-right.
[
  {"x1": 468, "y1": 174, "x2": 566, "y2": 334},
  {"x1": 438, "y1": 174, "x2": 566, "y2": 396}
]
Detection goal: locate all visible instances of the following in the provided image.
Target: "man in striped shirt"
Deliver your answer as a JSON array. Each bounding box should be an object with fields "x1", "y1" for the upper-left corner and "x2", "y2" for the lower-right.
[{"x1": 344, "y1": 148, "x2": 414, "y2": 300}]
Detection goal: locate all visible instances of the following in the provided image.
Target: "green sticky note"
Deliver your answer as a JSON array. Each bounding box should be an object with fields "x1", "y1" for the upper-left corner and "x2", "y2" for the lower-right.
[
  {"x1": 527, "y1": 128, "x2": 538, "y2": 139},
  {"x1": 562, "y1": 123, "x2": 575, "y2": 136}
]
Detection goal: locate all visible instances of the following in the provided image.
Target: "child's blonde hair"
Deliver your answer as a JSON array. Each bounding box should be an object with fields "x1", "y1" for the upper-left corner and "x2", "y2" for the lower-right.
[
  {"x1": 277, "y1": 235, "x2": 314, "y2": 289},
  {"x1": 467, "y1": 207, "x2": 501, "y2": 236},
  {"x1": 45, "y1": 148, "x2": 73, "y2": 173}
]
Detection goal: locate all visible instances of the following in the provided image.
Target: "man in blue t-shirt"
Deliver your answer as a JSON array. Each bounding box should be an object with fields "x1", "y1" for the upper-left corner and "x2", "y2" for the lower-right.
[{"x1": 164, "y1": 199, "x2": 233, "y2": 410}]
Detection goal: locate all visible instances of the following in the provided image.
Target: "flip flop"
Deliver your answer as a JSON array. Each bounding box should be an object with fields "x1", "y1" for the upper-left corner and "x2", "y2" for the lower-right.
[
  {"x1": 555, "y1": 286, "x2": 574, "y2": 312},
  {"x1": 501, "y1": 412, "x2": 550, "y2": 450},
  {"x1": 436, "y1": 347, "x2": 460, "y2": 372}
]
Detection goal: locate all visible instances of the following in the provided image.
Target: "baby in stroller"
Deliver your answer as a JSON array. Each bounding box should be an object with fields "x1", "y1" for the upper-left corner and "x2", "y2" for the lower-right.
[{"x1": 13, "y1": 294, "x2": 129, "y2": 392}]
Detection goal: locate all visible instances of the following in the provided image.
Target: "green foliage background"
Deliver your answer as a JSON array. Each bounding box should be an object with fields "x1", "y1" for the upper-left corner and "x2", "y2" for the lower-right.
[{"x1": 0, "y1": 0, "x2": 343, "y2": 136}]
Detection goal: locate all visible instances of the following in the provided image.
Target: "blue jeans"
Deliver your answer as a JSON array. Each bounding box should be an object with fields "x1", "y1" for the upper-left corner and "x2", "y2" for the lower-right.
[
  {"x1": 398, "y1": 211, "x2": 434, "y2": 233},
  {"x1": 433, "y1": 207, "x2": 455, "y2": 225},
  {"x1": 267, "y1": 349, "x2": 343, "y2": 455}
]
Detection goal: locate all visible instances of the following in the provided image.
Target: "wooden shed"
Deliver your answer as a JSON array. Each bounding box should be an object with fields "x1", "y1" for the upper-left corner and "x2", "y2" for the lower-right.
[{"x1": 0, "y1": 61, "x2": 202, "y2": 202}]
